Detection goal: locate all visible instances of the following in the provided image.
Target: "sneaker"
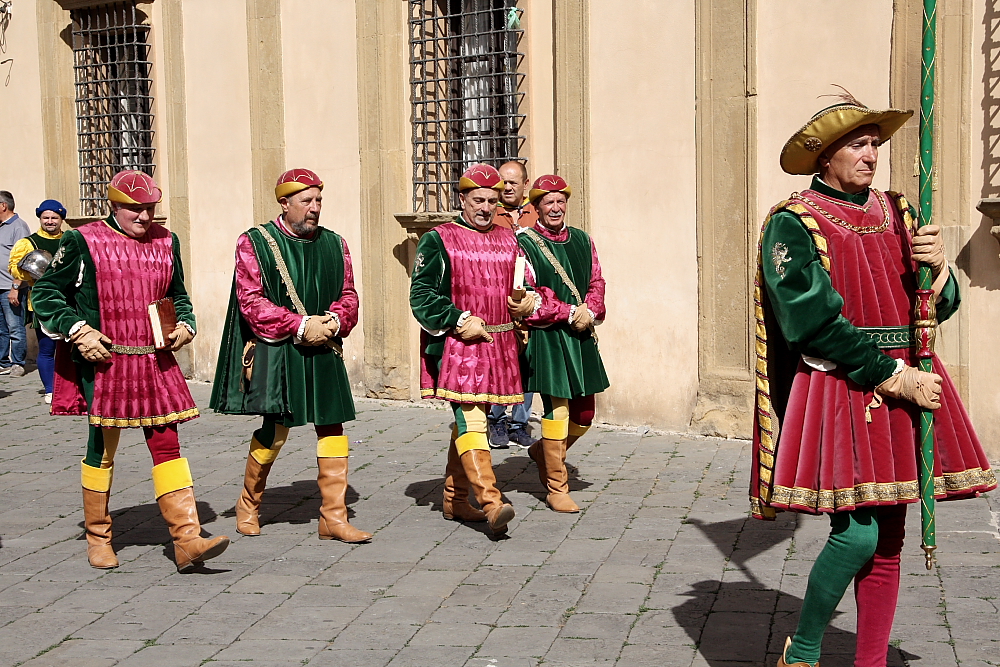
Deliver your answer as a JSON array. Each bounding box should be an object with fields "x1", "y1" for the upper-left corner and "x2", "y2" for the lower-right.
[
  {"x1": 488, "y1": 416, "x2": 510, "y2": 448},
  {"x1": 44, "y1": 393, "x2": 52, "y2": 404},
  {"x1": 508, "y1": 425, "x2": 534, "y2": 447},
  {"x1": 0, "y1": 366, "x2": 10, "y2": 375},
  {"x1": 9, "y1": 365, "x2": 25, "y2": 378}
]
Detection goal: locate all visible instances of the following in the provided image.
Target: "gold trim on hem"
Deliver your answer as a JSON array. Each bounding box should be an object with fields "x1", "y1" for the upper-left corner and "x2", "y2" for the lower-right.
[
  {"x1": 88, "y1": 407, "x2": 200, "y2": 428},
  {"x1": 754, "y1": 467, "x2": 996, "y2": 514},
  {"x1": 422, "y1": 388, "x2": 525, "y2": 404}
]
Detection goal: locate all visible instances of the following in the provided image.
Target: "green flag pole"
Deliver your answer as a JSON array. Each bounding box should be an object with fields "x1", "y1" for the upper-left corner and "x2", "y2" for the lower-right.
[{"x1": 916, "y1": 0, "x2": 938, "y2": 570}]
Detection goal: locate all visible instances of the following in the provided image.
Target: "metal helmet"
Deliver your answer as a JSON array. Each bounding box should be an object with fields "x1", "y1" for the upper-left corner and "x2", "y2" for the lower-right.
[{"x1": 17, "y1": 249, "x2": 53, "y2": 280}]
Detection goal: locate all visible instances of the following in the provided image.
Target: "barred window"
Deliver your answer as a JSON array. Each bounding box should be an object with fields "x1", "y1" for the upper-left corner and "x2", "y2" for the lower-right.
[
  {"x1": 408, "y1": 0, "x2": 526, "y2": 212},
  {"x1": 71, "y1": 2, "x2": 155, "y2": 218}
]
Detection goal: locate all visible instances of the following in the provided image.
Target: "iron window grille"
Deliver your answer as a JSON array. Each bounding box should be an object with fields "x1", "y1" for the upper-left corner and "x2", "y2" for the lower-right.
[
  {"x1": 408, "y1": 0, "x2": 527, "y2": 212},
  {"x1": 71, "y1": 2, "x2": 155, "y2": 218}
]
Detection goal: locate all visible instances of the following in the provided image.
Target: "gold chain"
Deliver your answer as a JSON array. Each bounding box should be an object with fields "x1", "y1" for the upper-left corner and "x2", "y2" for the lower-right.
[
  {"x1": 793, "y1": 190, "x2": 890, "y2": 235},
  {"x1": 110, "y1": 344, "x2": 156, "y2": 355}
]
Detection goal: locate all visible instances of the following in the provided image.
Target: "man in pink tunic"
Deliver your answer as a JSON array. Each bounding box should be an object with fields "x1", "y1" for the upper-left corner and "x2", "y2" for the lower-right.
[
  {"x1": 31, "y1": 171, "x2": 229, "y2": 572},
  {"x1": 409, "y1": 164, "x2": 536, "y2": 536}
]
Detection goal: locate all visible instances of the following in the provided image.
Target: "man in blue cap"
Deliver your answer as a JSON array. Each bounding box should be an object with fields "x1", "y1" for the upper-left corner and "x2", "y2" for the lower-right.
[{"x1": 8, "y1": 199, "x2": 66, "y2": 401}]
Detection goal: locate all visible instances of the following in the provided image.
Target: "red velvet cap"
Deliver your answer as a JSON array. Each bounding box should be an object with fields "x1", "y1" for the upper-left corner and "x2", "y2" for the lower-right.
[
  {"x1": 275, "y1": 168, "x2": 324, "y2": 202},
  {"x1": 458, "y1": 164, "x2": 504, "y2": 192},
  {"x1": 108, "y1": 170, "x2": 162, "y2": 205},
  {"x1": 528, "y1": 174, "x2": 572, "y2": 203}
]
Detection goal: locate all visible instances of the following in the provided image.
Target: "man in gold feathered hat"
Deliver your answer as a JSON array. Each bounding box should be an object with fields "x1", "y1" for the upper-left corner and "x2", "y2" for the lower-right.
[{"x1": 750, "y1": 92, "x2": 996, "y2": 667}]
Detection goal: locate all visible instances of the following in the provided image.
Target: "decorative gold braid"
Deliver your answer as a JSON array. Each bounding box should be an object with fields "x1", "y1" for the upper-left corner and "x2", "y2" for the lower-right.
[
  {"x1": 259, "y1": 226, "x2": 308, "y2": 316},
  {"x1": 523, "y1": 228, "x2": 598, "y2": 343},
  {"x1": 885, "y1": 191, "x2": 915, "y2": 231},
  {"x1": 109, "y1": 344, "x2": 156, "y2": 355},
  {"x1": 753, "y1": 199, "x2": 831, "y2": 519},
  {"x1": 483, "y1": 322, "x2": 515, "y2": 333},
  {"x1": 793, "y1": 190, "x2": 891, "y2": 235}
]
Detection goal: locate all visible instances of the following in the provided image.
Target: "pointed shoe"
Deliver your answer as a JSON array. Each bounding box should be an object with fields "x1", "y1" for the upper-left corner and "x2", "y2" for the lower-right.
[
  {"x1": 546, "y1": 492, "x2": 580, "y2": 513},
  {"x1": 777, "y1": 637, "x2": 819, "y2": 667}
]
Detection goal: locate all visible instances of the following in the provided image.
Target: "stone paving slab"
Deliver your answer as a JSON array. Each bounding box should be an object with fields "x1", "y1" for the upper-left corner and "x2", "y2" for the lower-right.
[{"x1": 0, "y1": 372, "x2": 997, "y2": 666}]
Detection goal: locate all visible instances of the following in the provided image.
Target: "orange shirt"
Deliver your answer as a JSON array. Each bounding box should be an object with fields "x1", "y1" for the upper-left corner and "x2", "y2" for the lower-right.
[{"x1": 493, "y1": 200, "x2": 539, "y2": 230}]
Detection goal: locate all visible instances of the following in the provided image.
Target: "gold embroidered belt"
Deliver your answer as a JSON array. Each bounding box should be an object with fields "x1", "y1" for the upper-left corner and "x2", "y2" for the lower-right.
[
  {"x1": 110, "y1": 344, "x2": 157, "y2": 355},
  {"x1": 483, "y1": 322, "x2": 515, "y2": 333},
  {"x1": 857, "y1": 326, "x2": 915, "y2": 350}
]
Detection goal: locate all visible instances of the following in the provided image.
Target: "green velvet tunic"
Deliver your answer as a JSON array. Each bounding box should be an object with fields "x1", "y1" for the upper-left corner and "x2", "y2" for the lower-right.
[
  {"x1": 518, "y1": 227, "x2": 610, "y2": 398},
  {"x1": 761, "y1": 177, "x2": 960, "y2": 387},
  {"x1": 211, "y1": 222, "x2": 355, "y2": 427}
]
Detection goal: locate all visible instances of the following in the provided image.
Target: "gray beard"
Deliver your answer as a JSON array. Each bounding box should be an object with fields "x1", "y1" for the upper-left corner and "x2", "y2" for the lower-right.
[{"x1": 289, "y1": 218, "x2": 318, "y2": 236}]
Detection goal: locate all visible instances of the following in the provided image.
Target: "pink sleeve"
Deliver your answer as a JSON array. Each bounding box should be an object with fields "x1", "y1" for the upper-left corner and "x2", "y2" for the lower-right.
[
  {"x1": 327, "y1": 238, "x2": 359, "y2": 337},
  {"x1": 235, "y1": 233, "x2": 304, "y2": 342},
  {"x1": 584, "y1": 238, "x2": 606, "y2": 321},
  {"x1": 522, "y1": 257, "x2": 572, "y2": 327}
]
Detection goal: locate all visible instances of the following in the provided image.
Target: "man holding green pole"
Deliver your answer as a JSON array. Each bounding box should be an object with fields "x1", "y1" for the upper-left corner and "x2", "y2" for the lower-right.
[{"x1": 750, "y1": 93, "x2": 996, "y2": 667}]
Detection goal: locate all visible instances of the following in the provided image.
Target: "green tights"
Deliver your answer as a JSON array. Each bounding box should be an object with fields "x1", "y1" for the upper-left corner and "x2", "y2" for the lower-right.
[{"x1": 785, "y1": 508, "x2": 880, "y2": 665}]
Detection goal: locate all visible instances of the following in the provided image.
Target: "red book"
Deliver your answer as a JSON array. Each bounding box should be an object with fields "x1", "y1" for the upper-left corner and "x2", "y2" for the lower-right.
[{"x1": 148, "y1": 298, "x2": 177, "y2": 349}]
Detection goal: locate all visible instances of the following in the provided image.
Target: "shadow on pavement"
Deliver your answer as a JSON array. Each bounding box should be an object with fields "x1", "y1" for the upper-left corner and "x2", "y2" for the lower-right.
[
  {"x1": 674, "y1": 518, "x2": 918, "y2": 667},
  {"x1": 217, "y1": 479, "x2": 361, "y2": 528},
  {"x1": 77, "y1": 500, "x2": 221, "y2": 549}
]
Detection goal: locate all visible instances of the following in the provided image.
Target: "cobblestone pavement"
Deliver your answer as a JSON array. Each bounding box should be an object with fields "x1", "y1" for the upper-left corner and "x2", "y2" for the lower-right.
[{"x1": 0, "y1": 372, "x2": 997, "y2": 667}]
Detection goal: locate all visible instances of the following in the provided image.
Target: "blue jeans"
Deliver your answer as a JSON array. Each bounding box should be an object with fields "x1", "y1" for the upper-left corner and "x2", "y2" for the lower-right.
[
  {"x1": 490, "y1": 392, "x2": 533, "y2": 430},
  {"x1": 0, "y1": 290, "x2": 26, "y2": 367},
  {"x1": 35, "y1": 329, "x2": 56, "y2": 392}
]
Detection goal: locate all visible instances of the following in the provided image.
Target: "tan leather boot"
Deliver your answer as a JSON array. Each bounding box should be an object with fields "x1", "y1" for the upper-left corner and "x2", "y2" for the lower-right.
[
  {"x1": 443, "y1": 440, "x2": 487, "y2": 522},
  {"x1": 235, "y1": 454, "x2": 273, "y2": 536},
  {"x1": 82, "y1": 487, "x2": 118, "y2": 569},
  {"x1": 541, "y1": 438, "x2": 579, "y2": 513},
  {"x1": 777, "y1": 637, "x2": 819, "y2": 667},
  {"x1": 317, "y1": 457, "x2": 372, "y2": 543},
  {"x1": 527, "y1": 440, "x2": 547, "y2": 488},
  {"x1": 157, "y1": 487, "x2": 231, "y2": 572},
  {"x1": 460, "y1": 449, "x2": 514, "y2": 534}
]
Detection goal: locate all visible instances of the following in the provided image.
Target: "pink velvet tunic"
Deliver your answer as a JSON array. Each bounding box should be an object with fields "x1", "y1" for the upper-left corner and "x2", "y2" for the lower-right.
[
  {"x1": 51, "y1": 221, "x2": 198, "y2": 427},
  {"x1": 753, "y1": 190, "x2": 996, "y2": 516},
  {"x1": 419, "y1": 221, "x2": 523, "y2": 404}
]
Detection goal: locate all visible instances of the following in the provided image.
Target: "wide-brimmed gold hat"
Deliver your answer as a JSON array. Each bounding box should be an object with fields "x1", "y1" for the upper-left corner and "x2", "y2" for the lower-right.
[{"x1": 780, "y1": 102, "x2": 913, "y2": 175}]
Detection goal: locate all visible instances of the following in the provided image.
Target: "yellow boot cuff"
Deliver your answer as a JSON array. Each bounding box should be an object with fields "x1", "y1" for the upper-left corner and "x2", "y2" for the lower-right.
[
  {"x1": 568, "y1": 421, "x2": 591, "y2": 438},
  {"x1": 151, "y1": 458, "x2": 193, "y2": 499},
  {"x1": 541, "y1": 417, "x2": 570, "y2": 440},
  {"x1": 317, "y1": 435, "x2": 349, "y2": 458},
  {"x1": 250, "y1": 436, "x2": 282, "y2": 465},
  {"x1": 81, "y1": 460, "x2": 113, "y2": 492},
  {"x1": 455, "y1": 431, "x2": 489, "y2": 455}
]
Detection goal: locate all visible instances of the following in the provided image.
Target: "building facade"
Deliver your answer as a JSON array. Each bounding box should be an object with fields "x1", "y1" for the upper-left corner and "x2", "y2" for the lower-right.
[{"x1": 1, "y1": 0, "x2": 998, "y2": 459}]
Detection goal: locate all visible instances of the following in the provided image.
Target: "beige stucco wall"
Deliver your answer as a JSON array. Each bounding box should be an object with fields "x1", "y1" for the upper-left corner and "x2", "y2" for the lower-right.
[
  {"x1": 280, "y1": 0, "x2": 365, "y2": 387},
  {"x1": 963, "y1": 0, "x2": 1000, "y2": 460},
  {"x1": 182, "y1": 0, "x2": 255, "y2": 378},
  {"x1": 587, "y1": 1, "x2": 699, "y2": 429},
  {"x1": 0, "y1": 0, "x2": 47, "y2": 223},
  {"x1": 756, "y1": 0, "x2": 895, "y2": 222}
]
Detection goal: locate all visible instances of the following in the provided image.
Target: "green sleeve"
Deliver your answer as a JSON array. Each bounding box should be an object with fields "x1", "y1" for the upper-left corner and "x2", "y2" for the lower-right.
[
  {"x1": 167, "y1": 232, "x2": 196, "y2": 331},
  {"x1": 30, "y1": 230, "x2": 97, "y2": 336},
  {"x1": 762, "y1": 211, "x2": 898, "y2": 387},
  {"x1": 409, "y1": 230, "x2": 463, "y2": 331}
]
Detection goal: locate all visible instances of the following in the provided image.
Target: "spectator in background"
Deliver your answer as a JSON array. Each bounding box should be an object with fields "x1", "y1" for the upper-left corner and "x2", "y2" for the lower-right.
[
  {"x1": 488, "y1": 161, "x2": 539, "y2": 448},
  {"x1": 0, "y1": 190, "x2": 30, "y2": 377},
  {"x1": 8, "y1": 199, "x2": 66, "y2": 402}
]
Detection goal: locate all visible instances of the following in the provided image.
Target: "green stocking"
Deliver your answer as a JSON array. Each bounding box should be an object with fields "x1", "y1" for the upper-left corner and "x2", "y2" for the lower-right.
[{"x1": 785, "y1": 507, "x2": 880, "y2": 664}]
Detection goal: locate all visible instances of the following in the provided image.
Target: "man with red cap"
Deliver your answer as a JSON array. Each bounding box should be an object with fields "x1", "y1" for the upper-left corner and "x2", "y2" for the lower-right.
[
  {"x1": 211, "y1": 168, "x2": 370, "y2": 544},
  {"x1": 31, "y1": 170, "x2": 229, "y2": 572},
  {"x1": 517, "y1": 175, "x2": 609, "y2": 513},
  {"x1": 409, "y1": 163, "x2": 536, "y2": 536}
]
